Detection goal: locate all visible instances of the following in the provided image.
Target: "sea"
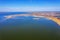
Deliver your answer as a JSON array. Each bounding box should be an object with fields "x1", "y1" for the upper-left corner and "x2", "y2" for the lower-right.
[{"x1": 0, "y1": 12, "x2": 60, "y2": 40}]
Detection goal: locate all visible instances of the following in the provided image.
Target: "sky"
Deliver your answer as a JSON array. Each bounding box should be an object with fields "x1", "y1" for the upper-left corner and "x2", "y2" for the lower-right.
[{"x1": 0, "y1": 0, "x2": 60, "y2": 12}]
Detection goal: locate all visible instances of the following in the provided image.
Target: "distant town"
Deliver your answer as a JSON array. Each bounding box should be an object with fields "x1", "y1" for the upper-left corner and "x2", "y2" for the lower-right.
[{"x1": 32, "y1": 11, "x2": 60, "y2": 19}]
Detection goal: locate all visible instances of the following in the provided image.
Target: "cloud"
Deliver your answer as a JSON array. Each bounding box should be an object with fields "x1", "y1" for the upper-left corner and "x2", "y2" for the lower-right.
[
  {"x1": 0, "y1": 6, "x2": 32, "y2": 12},
  {"x1": 0, "y1": 6, "x2": 60, "y2": 12},
  {"x1": 31, "y1": 6, "x2": 60, "y2": 11}
]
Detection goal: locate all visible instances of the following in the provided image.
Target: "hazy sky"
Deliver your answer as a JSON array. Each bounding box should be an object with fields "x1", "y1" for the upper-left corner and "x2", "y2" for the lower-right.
[{"x1": 0, "y1": 0, "x2": 60, "y2": 12}]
